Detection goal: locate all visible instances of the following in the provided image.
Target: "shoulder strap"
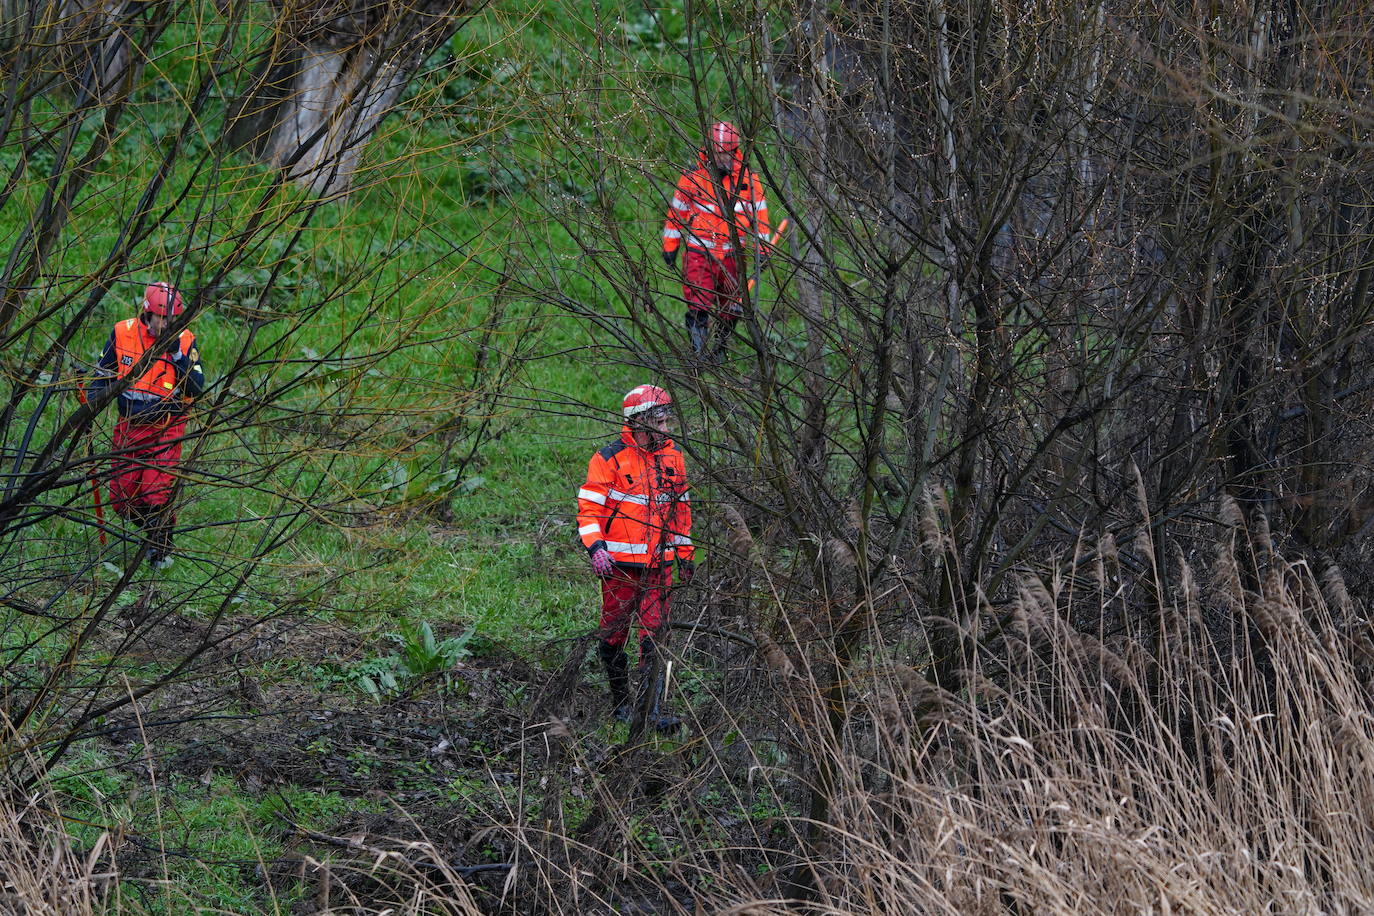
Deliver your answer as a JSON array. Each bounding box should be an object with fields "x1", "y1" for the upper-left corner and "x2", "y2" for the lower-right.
[{"x1": 598, "y1": 440, "x2": 628, "y2": 464}]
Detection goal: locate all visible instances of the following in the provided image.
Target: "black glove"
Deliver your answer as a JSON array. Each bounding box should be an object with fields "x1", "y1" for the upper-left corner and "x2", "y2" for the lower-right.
[
  {"x1": 662, "y1": 249, "x2": 678, "y2": 268},
  {"x1": 678, "y1": 559, "x2": 695, "y2": 584}
]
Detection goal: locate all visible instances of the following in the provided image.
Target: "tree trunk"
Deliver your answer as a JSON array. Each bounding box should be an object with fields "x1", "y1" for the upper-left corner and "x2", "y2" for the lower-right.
[
  {"x1": 226, "y1": 0, "x2": 474, "y2": 198},
  {"x1": 0, "y1": 0, "x2": 155, "y2": 101},
  {"x1": 60, "y1": 0, "x2": 141, "y2": 103}
]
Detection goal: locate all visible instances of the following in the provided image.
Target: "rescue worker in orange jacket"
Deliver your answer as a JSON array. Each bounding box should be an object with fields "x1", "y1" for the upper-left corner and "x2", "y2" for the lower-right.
[
  {"x1": 662, "y1": 121, "x2": 771, "y2": 359},
  {"x1": 577, "y1": 384, "x2": 693, "y2": 732},
  {"x1": 86, "y1": 282, "x2": 204, "y2": 570}
]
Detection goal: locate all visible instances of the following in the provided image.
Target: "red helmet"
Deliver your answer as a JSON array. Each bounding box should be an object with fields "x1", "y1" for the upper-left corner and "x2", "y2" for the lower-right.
[
  {"x1": 623, "y1": 384, "x2": 672, "y2": 419},
  {"x1": 142, "y1": 282, "x2": 184, "y2": 317},
  {"x1": 709, "y1": 121, "x2": 740, "y2": 153}
]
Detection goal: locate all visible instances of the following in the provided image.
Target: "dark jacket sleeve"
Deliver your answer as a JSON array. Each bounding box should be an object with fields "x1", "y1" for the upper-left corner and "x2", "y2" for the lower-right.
[
  {"x1": 85, "y1": 333, "x2": 117, "y2": 401},
  {"x1": 174, "y1": 335, "x2": 205, "y2": 401}
]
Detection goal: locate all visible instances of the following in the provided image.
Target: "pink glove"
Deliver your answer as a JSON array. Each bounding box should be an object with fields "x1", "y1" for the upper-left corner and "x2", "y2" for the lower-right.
[{"x1": 591, "y1": 548, "x2": 614, "y2": 577}]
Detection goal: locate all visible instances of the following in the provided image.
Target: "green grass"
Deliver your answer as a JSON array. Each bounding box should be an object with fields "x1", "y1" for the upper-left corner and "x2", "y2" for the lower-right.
[{"x1": 55, "y1": 740, "x2": 388, "y2": 914}]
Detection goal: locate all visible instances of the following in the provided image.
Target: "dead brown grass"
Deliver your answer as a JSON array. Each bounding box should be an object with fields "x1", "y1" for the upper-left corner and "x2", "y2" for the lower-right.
[
  {"x1": 0, "y1": 791, "x2": 116, "y2": 915},
  {"x1": 489, "y1": 525, "x2": 1374, "y2": 914},
  {"x1": 671, "y1": 541, "x2": 1374, "y2": 914}
]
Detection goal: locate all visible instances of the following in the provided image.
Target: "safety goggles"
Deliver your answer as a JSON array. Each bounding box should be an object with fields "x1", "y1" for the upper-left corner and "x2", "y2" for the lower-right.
[{"x1": 643, "y1": 406, "x2": 672, "y2": 422}]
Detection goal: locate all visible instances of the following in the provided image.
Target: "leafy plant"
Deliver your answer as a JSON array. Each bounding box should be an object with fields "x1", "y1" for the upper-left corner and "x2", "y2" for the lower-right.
[
  {"x1": 391, "y1": 619, "x2": 474, "y2": 679},
  {"x1": 345, "y1": 657, "x2": 402, "y2": 703},
  {"x1": 350, "y1": 620, "x2": 475, "y2": 701}
]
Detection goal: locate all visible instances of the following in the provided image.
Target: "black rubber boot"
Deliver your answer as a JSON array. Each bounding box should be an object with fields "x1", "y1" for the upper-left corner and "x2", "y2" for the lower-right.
[
  {"x1": 636, "y1": 637, "x2": 682, "y2": 734},
  {"x1": 127, "y1": 506, "x2": 157, "y2": 567},
  {"x1": 691, "y1": 324, "x2": 710, "y2": 356},
  {"x1": 145, "y1": 512, "x2": 175, "y2": 570},
  {"x1": 711, "y1": 319, "x2": 733, "y2": 363},
  {"x1": 126, "y1": 504, "x2": 151, "y2": 536},
  {"x1": 598, "y1": 640, "x2": 631, "y2": 722},
  {"x1": 687, "y1": 314, "x2": 710, "y2": 357},
  {"x1": 647, "y1": 685, "x2": 682, "y2": 734}
]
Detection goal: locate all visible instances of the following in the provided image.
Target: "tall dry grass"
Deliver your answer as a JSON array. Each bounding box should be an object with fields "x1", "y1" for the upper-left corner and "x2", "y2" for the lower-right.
[
  {"x1": 675, "y1": 529, "x2": 1374, "y2": 913},
  {"x1": 488, "y1": 513, "x2": 1374, "y2": 915},
  {"x1": 0, "y1": 790, "x2": 115, "y2": 915}
]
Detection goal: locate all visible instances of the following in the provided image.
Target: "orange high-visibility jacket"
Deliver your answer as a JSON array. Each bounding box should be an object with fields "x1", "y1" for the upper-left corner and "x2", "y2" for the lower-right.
[
  {"x1": 578, "y1": 428, "x2": 694, "y2": 568},
  {"x1": 662, "y1": 151, "x2": 770, "y2": 257},
  {"x1": 112, "y1": 317, "x2": 196, "y2": 400}
]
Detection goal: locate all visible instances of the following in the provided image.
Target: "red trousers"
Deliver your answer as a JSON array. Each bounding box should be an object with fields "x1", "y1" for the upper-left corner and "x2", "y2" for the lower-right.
[
  {"x1": 600, "y1": 565, "x2": 673, "y2": 651},
  {"x1": 109, "y1": 417, "x2": 185, "y2": 520},
  {"x1": 683, "y1": 248, "x2": 741, "y2": 318}
]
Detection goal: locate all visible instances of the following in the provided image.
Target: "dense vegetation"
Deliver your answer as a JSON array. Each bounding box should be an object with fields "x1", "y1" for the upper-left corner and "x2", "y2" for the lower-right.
[{"x1": 4, "y1": 0, "x2": 1374, "y2": 912}]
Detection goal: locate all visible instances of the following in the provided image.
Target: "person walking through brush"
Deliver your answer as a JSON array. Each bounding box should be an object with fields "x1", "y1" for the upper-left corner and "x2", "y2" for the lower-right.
[
  {"x1": 577, "y1": 384, "x2": 694, "y2": 732},
  {"x1": 86, "y1": 281, "x2": 204, "y2": 569},
  {"x1": 661, "y1": 121, "x2": 771, "y2": 359}
]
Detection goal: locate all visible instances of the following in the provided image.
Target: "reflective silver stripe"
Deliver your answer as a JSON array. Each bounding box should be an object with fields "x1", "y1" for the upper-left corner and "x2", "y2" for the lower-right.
[
  {"x1": 607, "y1": 488, "x2": 648, "y2": 505},
  {"x1": 663, "y1": 228, "x2": 681, "y2": 239},
  {"x1": 733, "y1": 201, "x2": 748, "y2": 212},
  {"x1": 670, "y1": 535, "x2": 692, "y2": 546},
  {"x1": 670, "y1": 196, "x2": 690, "y2": 211},
  {"x1": 578, "y1": 488, "x2": 606, "y2": 505},
  {"x1": 688, "y1": 238, "x2": 733, "y2": 251},
  {"x1": 578, "y1": 523, "x2": 601, "y2": 536},
  {"x1": 694, "y1": 203, "x2": 718, "y2": 215},
  {"x1": 681, "y1": 225, "x2": 734, "y2": 252},
  {"x1": 605, "y1": 540, "x2": 649, "y2": 554}
]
